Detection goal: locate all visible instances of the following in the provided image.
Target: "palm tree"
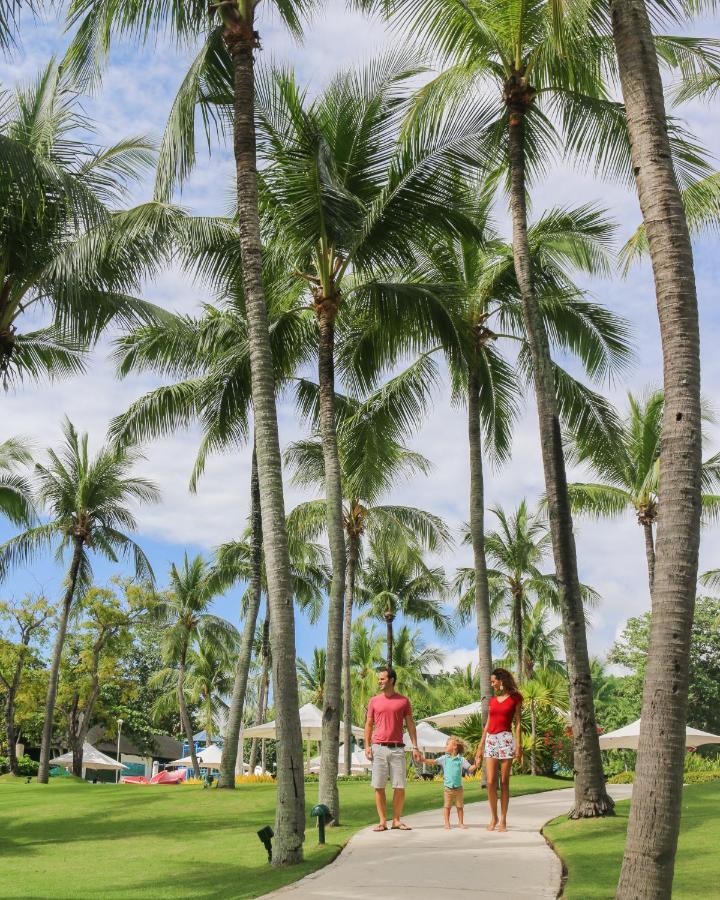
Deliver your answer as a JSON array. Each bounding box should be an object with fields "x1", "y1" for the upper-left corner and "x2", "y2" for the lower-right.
[
  {"x1": 520, "y1": 669, "x2": 570, "y2": 776},
  {"x1": 348, "y1": 619, "x2": 386, "y2": 725},
  {"x1": 390, "y1": 624, "x2": 445, "y2": 700},
  {"x1": 397, "y1": 0, "x2": 715, "y2": 819},
  {"x1": 0, "y1": 61, "x2": 176, "y2": 390},
  {"x1": 298, "y1": 649, "x2": 326, "y2": 707},
  {"x1": 358, "y1": 537, "x2": 452, "y2": 670},
  {"x1": 0, "y1": 418, "x2": 159, "y2": 783},
  {"x1": 568, "y1": 389, "x2": 720, "y2": 595},
  {"x1": 456, "y1": 502, "x2": 598, "y2": 683},
  {"x1": 153, "y1": 555, "x2": 238, "y2": 777},
  {"x1": 494, "y1": 599, "x2": 566, "y2": 681},
  {"x1": 65, "y1": 0, "x2": 315, "y2": 860},
  {"x1": 609, "y1": 2, "x2": 706, "y2": 894},
  {"x1": 286, "y1": 354, "x2": 451, "y2": 774},
  {"x1": 0, "y1": 437, "x2": 34, "y2": 526},
  {"x1": 187, "y1": 638, "x2": 237, "y2": 744},
  {"x1": 111, "y1": 228, "x2": 315, "y2": 791},
  {"x1": 256, "y1": 53, "x2": 485, "y2": 820},
  {"x1": 421, "y1": 191, "x2": 629, "y2": 730}
]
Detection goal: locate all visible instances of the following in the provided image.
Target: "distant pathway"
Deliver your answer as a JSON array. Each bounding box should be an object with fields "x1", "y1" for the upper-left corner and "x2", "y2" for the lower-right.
[{"x1": 263, "y1": 785, "x2": 633, "y2": 900}]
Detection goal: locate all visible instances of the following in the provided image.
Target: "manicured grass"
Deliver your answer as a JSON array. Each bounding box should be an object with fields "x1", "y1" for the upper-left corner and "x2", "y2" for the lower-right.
[
  {"x1": 544, "y1": 783, "x2": 720, "y2": 899},
  {"x1": 0, "y1": 773, "x2": 566, "y2": 898}
]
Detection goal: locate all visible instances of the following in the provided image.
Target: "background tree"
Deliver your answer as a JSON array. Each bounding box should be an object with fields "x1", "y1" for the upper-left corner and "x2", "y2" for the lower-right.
[
  {"x1": 0, "y1": 61, "x2": 176, "y2": 390},
  {"x1": 0, "y1": 437, "x2": 34, "y2": 526},
  {"x1": 0, "y1": 418, "x2": 158, "y2": 783},
  {"x1": 521, "y1": 669, "x2": 570, "y2": 776},
  {"x1": 0, "y1": 594, "x2": 52, "y2": 774},
  {"x1": 568, "y1": 389, "x2": 720, "y2": 593},
  {"x1": 152, "y1": 554, "x2": 237, "y2": 778},
  {"x1": 357, "y1": 536, "x2": 451, "y2": 670},
  {"x1": 287, "y1": 354, "x2": 451, "y2": 773},
  {"x1": 297, "y1": 648, "x2": 326, "y2": 707}
]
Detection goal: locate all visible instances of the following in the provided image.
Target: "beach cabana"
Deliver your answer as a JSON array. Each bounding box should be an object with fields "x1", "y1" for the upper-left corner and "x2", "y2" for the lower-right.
[
  {"x1": 421, "y1": 701, "x2": 482, "y2": 729},
  {"x1": 308, "y1": 745, "x2": 371, "y2": 775},
  {"x1": 405, "y1": 721, "x2": 449, "y2": 752},
  {"x1": 49, "y1": 742, "x2": 128, "y2": 777}
]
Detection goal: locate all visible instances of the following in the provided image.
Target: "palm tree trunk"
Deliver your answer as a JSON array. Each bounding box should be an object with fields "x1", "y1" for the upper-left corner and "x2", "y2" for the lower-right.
[
  {"x1": 642, "y1": 521, "x2": 655, "y2": 596},
  {"x1": 530, "y1": 701, "x2": 537, "y2": 777},
  {"x1": 219, "y1": 442, "x2": 264, "y2": 789},
  {"x1": 507, "y1": 110, "x2": 612, "y2": 818},
  {"x1": 467, "y1": 366, "x2": 493, "y2": 722},
  {"x1": 70, "y1": 640, "x2": 103, "y2": 778},
  {"x1": 513, "y1": 589, "x2": 524, "y2": 684},
  {"x1": 38, "y1": 538, "x2": 84, "y2": 784},
  {"x1": 177, "y1": 644, "x2": 200, "y2": 779},
  {"x1": 225, "y1": 10, "x2": 305, "y2": 864},
  {"x1": 343, "y1": 528, "x2": 359, "y2": 776},
  {"x1": 610, "y1": 3, "x2": 702, "y2": 895},
  {"x1": 4, "y1": 647, "x2": 26, "y2": 776},
  {"x1": 249, "y1": 613, "x2": 270, "y2": 772},
  {"x1": 316, "y1": 302, "x2": 346, "y2": 824},
  {"x1": 385, "y1": 612, "x2": 394, "y2": 670}
]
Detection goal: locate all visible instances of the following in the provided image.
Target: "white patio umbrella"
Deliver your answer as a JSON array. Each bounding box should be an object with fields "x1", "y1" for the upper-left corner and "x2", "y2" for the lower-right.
[
  {"x1": 308, "y1": 745, "x2": 371, "y2": 774},
  {"x1": 167, "y1": 744, "x2": 250, "y2": 771},
  {"x1": 405, "y1": 721, "x2": 450, "y2": 752},
  {"x1": 49, "y1": 742, "x2": 128, "y2": 772},
  {"x1": 242, "y1": 702, "x2": 364, "y2": 741},
  {"x1": 243, "y1": 703, "x2": 365, "y2": 772},
  {"x1": 599, "y1": 718, "x2": 720, "y2": 750},
  {"x1": 421, "y1": 701, "x2": 483, "y2": 729}
]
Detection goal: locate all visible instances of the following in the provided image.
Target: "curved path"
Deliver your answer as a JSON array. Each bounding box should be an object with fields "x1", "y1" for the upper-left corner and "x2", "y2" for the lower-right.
[{"x1": 264, "y1": 784, "x2": 632, "y2": 900}]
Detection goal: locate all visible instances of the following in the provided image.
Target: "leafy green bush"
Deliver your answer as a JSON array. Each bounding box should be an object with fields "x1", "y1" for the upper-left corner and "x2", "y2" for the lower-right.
[
  {"x1": 0, "y1": 755, "x2": 8, "y2": 774},
  {"x1": 16, "y1": 755, "x2": 39, "y2": 776},
  {"x1": 684, "y1": 770, "x2": 720, "y2": 783},
  {"x1": 607, "y1": 771, "x2": 635, "y2": 784}
]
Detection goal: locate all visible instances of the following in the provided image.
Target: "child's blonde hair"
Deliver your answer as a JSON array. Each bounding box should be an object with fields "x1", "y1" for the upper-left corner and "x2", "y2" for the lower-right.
[{"x1": 447, "y1": 737, "x2": 466, "y2": 755}]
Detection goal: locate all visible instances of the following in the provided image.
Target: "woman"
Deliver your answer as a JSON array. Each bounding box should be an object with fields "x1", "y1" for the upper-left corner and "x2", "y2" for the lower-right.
[{"x1": 475, "y1": 668, "x2": 523, "y2": 832}]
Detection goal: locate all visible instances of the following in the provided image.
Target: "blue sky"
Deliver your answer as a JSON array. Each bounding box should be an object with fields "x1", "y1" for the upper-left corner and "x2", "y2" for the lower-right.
[{"x1": 2, "y1": 4, "x2": 720, "y2": 672}]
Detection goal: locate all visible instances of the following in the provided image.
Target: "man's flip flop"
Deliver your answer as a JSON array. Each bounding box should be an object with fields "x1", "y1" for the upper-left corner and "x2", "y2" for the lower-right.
[
  {"x1": 373, "y1": 824, "x2": 387, "y2": 832},
  {"x1": 391, "y1": 823, "x2": 412, "y2": 830}
]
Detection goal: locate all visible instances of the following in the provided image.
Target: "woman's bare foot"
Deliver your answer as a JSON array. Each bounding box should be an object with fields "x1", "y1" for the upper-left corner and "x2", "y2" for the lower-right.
[
  {"x1": 460, "y1": 824, "x2": 469, "y2": 830},
  {"x1": 497, "y1": 821, "x2": 507, "y2": 832},
  {"x1": 444, "y1": 824, "x2": 451, "y2": 830},
  {"x1": 487, "y1": 820, "x2": 497, "y2": 831}
]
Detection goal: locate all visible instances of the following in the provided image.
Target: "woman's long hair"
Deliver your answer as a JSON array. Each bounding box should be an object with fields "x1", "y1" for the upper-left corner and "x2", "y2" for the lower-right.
[{"x1": 492, "y1": 667, "x2": 520, "y2": 697}]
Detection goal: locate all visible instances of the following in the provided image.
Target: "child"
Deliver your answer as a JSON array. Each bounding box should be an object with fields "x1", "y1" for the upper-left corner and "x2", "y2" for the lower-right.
[{"x1": 418, "y1": 737, "x2": 476, "y2": 829}]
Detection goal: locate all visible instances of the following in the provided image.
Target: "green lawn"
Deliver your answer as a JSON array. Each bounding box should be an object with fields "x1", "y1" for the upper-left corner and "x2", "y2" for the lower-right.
[
  {"x1": 544, "y1": 782, "x2": 720, "y2": 899},
  {"x1": 0, "y1": 773, "x2": 566, "y2": 899}
]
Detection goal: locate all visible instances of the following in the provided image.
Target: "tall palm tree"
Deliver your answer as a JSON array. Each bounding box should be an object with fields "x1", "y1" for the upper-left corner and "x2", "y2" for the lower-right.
[
  {"x1": 0, "y1": 437, "x2": 34, "y2": 526},
  {"x1": 389, "y1": 624, "x2": 445, "y2": 700},
  {"x1": 65, "y1": 0, "x2": 315, "y2": 861},
  {"x1": 396, "y1": 0, "x2": 716, "y2": 819},
  {"x1": 286, "y1": 354, "x2": 452, "y2": 773},
  {"x1": 456, "y1": 502, "x2": 598, "y2": 682},
  {"x1": 297, "y1": 648, "x2": 326, "y2": 707},
  {"x1": 256, "y1": 52, "x2": 485, "y2": 820},
  {"x1": 520, "y1": 669, "x2": 570, "y2": 776},
  {"x1": 111, "y1": 227, "x2": 315, "y2": 791},
  {"x1": 0, "y1": 61, "x2": 177, "y2": 390},
  {"x1": 420, "y1": 189, "x2": 630, "y2": 729},
  {"x1": 609, "y1": 2, "x2": 707, "y2": 894},
  {"x1": 0, "y1": 418, "x2": 159, "y2": 783},
  {"x1": 568, "y1": 389, "x2": 720, "y2": 594},
  {"x1": 153, "y1": 555, "x2": 238, "y2": 777},
  {"x1": 494, "y1": 598, "x2": 566, "y2": 681},
  {"x1": 358, "y1": 537, "x2": 452, "y2": 670}
]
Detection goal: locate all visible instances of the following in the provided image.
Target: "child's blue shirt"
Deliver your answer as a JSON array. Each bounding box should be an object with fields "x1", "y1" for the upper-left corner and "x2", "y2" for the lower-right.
[{"x1": 435, "y1": 753, "x2": 471, "y2": 788}]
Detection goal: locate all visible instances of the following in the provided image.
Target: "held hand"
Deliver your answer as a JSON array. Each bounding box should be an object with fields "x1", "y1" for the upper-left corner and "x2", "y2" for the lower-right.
[
  {"x1": 412, "y1": 749, "x2": 422, "y2": 763},
  {"x1": 514, "y1": 747, "x2": 522, "y2": 762},
  {"x1": 365, "y1": 746, "x2": 373, "y2": 761}
]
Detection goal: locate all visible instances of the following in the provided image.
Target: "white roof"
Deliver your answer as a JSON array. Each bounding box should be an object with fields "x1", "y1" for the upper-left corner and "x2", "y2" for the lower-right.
[
  {"x1": 308, "y1": 745, "x2": 372, "y2": 774},
  {"x1": 243, "y1": 703, "x2": 364, "y2": 741},
  {"x1": 49, "y1": 742, "x2": 128, "y2": 771},
  {"x1": 421, "y1": 701, "x2": 483, "y2": 728},
  {"x1": 404, "y1": 721, "x2": 450, "y2": 751},
  {"x1": 599, "y1": 718, "x2": 720, "y2": 750}
]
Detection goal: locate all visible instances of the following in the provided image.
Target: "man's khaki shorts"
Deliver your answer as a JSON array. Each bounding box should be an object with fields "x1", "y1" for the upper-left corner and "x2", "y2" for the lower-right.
[
  {"x1": 443, "y1": 787, "x2": 464, "y2": 808},
  {"x1": 371, "y1": 744, "x2": 406, "y2": 789}
]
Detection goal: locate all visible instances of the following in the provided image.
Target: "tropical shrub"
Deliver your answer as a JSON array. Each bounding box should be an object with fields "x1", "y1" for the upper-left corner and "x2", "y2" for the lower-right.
[
  {"x1": 16, "y1": 755, "x2": 39, "y2": 776},
  {"x1": 608, "y1": 771, "x2": 635, "y2": 784}
]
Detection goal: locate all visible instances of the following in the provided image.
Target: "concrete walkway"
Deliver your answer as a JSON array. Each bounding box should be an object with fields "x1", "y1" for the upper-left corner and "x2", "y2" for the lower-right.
[{"x1": 264, "y1": 785, "x2": 633, "y2": 900}]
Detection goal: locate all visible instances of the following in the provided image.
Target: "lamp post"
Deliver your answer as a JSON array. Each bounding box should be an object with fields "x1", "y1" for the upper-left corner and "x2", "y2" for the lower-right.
[{"x1": 116, "y1": 718, "x2": 124, "y2": 784}]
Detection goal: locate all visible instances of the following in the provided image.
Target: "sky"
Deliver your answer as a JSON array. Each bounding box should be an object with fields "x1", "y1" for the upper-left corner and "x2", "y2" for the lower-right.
[{"x1": 1, "y1": 3, "x2": 719, "y2": 677}]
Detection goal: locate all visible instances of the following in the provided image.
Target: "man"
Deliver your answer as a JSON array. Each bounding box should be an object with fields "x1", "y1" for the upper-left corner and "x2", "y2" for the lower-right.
[{"x1": 365, "y1": 667, "x2": 422, "y2": 831}]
